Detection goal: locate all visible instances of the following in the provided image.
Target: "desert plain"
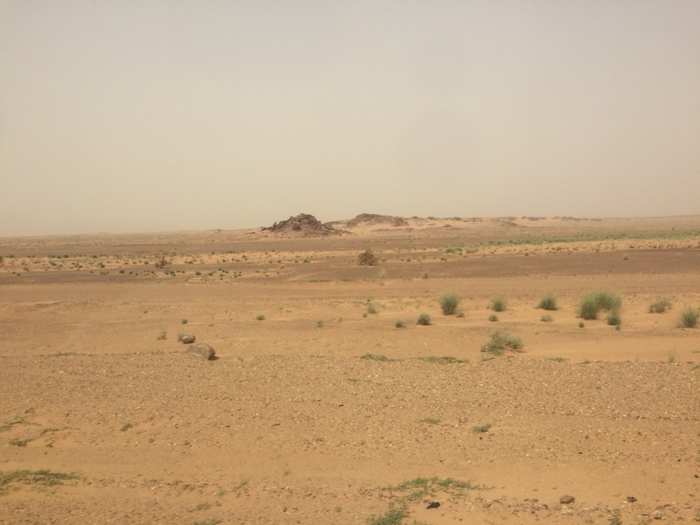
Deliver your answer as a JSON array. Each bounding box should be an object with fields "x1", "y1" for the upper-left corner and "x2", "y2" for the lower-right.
[{"x1": 0, "y1": 214, "x2": 698, "y2": 525}]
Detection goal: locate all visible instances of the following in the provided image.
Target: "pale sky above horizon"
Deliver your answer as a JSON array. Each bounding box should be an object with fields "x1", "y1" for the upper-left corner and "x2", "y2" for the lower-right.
[{"x1": 1, "y1": 1, "x2": 699, "y2": 235}]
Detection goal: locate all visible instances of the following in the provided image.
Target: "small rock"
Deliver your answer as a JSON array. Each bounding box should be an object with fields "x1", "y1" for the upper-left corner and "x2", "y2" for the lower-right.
[
  {"x1": 177, "y1": 333, "x2": 196, "y2": 344},
  {"x1": 626, "y1": 496, "x2": 637, "y2": 503},
  {"x1": 426, "y1": 501, "x2": 440, "y2": 509},
  {"x1": 186, "y1": 343, "x2": 216, "y2": 360},
  {"x1": 652, "y1": 510, "x2": 663, "y2": 520},
  {"x1": 559, "y1": 495, "x2": 575, "y2": 505}
]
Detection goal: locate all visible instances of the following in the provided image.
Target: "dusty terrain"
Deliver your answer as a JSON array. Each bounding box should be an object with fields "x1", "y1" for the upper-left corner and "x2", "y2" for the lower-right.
[{"x1": 0, "y1": 215, "x2": 698, "y2": 525}]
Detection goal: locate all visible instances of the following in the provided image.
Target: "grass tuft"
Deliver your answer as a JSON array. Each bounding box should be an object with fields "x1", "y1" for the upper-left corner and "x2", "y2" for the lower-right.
[
  {"x1": 578, "y1": 292, "x2": 622, "y2": 320},
  {"x1": 649, "y1": 298, "x2": 672, "y2": 314},
  {"x1": 360, "y1": 353, "x2": 393, "y2": 362},
  {"x1": 537, "y1": 294, "x2": 558, "y2": 311},
  {"x1": 416, "y1": 313, "x2": 432, "y2": 326},
  {"x1": 606, "y1": 310, "x2": 621, "y2": 326},
  {"x1": 0, "y1": 416, "x2": 26, "y2": 433},
  {"x1": 679, "y1": 307, "x2": 699, "y2": 328},
  {"x1": 367, "y1": 507, "x2": 406, "y2": 525},
  {"x1": 439, "y1": 294, "x2": 460, "y2": 315},
  {"x1": 9, "y1": 438, "x2": 31, "y2": 447},
  {"x1": 0, "y1": 470, "x2": 79, "y2": 494},
  {"x1": 419, "y1": 356, "x2": 465, "y2": 364},
  {"x1": 489, "y1": 297, "x2": 507, "y2": 312},
  {"x1": 481, "y1": 331, "x2": 523, "y2": 356},
  {"x1": 472, "y1": 423, "x2": 492, "y2": 433}
]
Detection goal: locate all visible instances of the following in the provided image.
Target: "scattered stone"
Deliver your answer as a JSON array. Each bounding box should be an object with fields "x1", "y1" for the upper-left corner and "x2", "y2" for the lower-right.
[
  {"x1": 177, "y1": 333, "x2": 196, "y2": 344},
  {"x1": 186, "y1": 343, "x2": 216, "y2": 360},
  {"x1": 652, "y1": 510, "x2": 664, "y2": 520},
  {"x1": 426, "y1": 501, "x2": 440, "y2": 509},
  {"x1": 560, "y1": 495, "x2": 575, "y2": 505},
  {"x1": 626, "y1": 496, "x2": 637, "y2": 503},
  {"x1": 357, "y1": 249, "x2": 378, "y2": 266}
]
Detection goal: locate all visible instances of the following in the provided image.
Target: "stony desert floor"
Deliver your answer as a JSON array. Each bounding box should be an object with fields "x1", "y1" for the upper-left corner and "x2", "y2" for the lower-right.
[{"x1": 0, "y1": 216, "x2": 698, "y2": 524}]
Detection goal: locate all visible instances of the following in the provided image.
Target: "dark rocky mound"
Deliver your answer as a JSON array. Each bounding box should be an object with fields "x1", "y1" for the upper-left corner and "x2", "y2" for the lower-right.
[
  {"x1": 346, "y1": 213, "x2": 408, "y2": 228},
  {"x1": 262, "y1": 213, "x2": 342, "y2": 236}
]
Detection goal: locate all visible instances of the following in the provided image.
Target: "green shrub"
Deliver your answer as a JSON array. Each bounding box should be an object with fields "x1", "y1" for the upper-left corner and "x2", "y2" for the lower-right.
[
  {"x1": 488, "y1": 314, "x2": 498, "y2": 322},
  {"x1": 394, "y1": 320, "x2": 406, "y2": 329},
  {"x1": 679, "y1": 307, "x2": 699, "y2": 328},
  {"x1": 490, "y1": 297, "x2": 507, "y2": 312},
  {"x1": 440, "y1": 294, "x2": 460, "y2": 315},
  {"x1": 537, "y1": 294, "x2": 558, "y2": 311},
  {"x1": 256, "y1": 314, "x2": 266, "y2": 321},
  {"x1": 367, "y1": 302, "x2": 379, "y2": 315},
  {"x1": 578, "y1": 292, "x2": 622, "y2": 320},
  {"x1": 607, "y1": 310, "x2": 621, "y2": 326},
  {"x1": 481, "y1": 331, "x2": 523, "y2": 356},
  {"x1": 578, "y1": 321, "x2": 585, "y2": 328},
  {"x1": 649, "y1": 298, "x2": 672, "y2": 314},
  {"x1": 417, "y1": 313, "x2": 432, "y2": 326},
  {"x1": 595, "y1": 292, "x2": 621, "y2": 311}
]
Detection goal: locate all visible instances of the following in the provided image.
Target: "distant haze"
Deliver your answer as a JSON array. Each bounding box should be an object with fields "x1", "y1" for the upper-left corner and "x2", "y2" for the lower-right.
[{"x1": 1, "y1": 1, "x2": 699, "y2": 235}]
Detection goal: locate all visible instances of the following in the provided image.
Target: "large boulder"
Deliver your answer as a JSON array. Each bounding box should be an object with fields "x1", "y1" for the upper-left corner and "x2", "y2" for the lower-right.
[{"x1": 186, "y1": 343, "x2": 216, "y2": 360}]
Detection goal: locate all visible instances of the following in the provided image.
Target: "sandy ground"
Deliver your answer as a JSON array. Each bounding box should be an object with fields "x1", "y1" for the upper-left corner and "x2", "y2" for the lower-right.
[{"x1": 0, "y1": 216, "x2": 698, "y2": 524}]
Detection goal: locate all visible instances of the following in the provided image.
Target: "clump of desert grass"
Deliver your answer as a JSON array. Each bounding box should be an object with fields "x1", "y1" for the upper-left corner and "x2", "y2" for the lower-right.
[
  {"x1": 578, "y1": 291, "x2": 622, "y2": 320},
  {"x1": 367, "y1": 506, "x2": 406, "y2": 525},
  {"x1": 394, "y1": 320, "x2": 406, "y2": 329},
  {"x1": 648, "y1": 298, "x2": 672, "y2": 314},
  {"x1": 416, "y1": 313, "x2": 432, "y2": 326},
  {"x1": 439, "y1": 294, "x2": 460, "y2": 315},
  {"x1": 489, "y1": 297, "x2": 507, "y2": 312},
  {"x1": 606, "y1": 310, "x2": 621, "y2": 327},
  {"x1": 537, "y1": 294, "x2": 558, "y2": 311},
  {"x1": 679, "y1": 307, "x2": 699, "y2": 328},
  {"x1": 0, "y1": 470, "x2": 79, "y2": 493},
  {"x1": 488, "y1": 314, "x2": 498, "y2": 322},
  {"x1": 481, "y1": 331, "x2": 523, "y2": 356},
  {"x1": 360, "y1": 353, "x2": 393, "y2": 362}
]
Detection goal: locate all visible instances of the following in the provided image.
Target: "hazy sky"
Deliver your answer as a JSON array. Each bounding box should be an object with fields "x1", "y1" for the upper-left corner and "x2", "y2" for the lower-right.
[{"x1": 1, "y1": 1, "x2": 699, "y2": 235}]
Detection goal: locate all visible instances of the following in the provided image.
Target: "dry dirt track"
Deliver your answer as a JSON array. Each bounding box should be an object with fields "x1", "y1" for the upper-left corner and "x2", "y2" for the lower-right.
[{"x1": 0, "y1": 220, "x2": 699, "y2": 524}]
